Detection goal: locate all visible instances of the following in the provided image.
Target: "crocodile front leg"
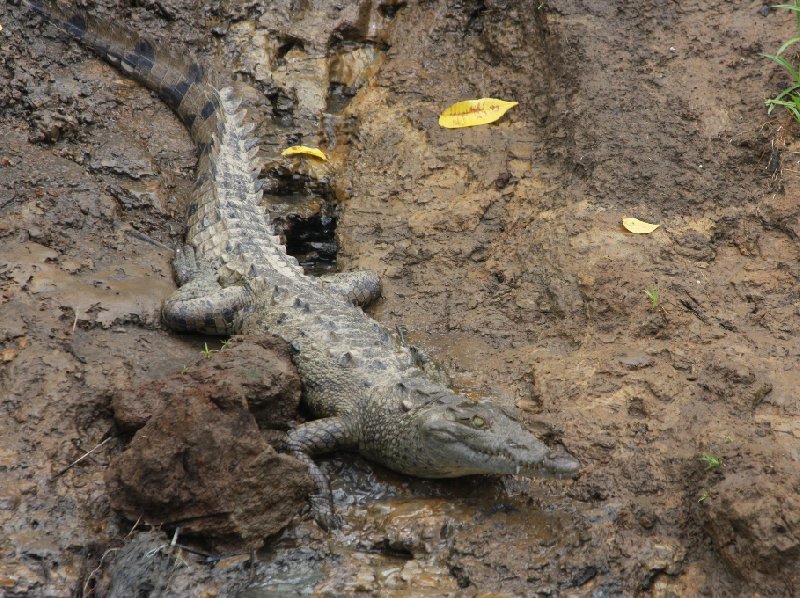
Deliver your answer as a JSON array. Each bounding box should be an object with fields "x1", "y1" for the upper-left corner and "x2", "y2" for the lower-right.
[
  {"x1": 285, "y1": 416, "x2": 355, "y2": 530},
  {"x1": 320, "y1": 270, "x2": 381, "y2": 306},
  {"x1": 162, "y1": 245, "x2": 251, "y2": 335}
]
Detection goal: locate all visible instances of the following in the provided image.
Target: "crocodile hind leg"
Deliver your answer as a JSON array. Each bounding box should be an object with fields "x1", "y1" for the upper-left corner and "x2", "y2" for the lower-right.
[
  {"x1": 319, "y1": 270, "x2": 382, "y2": 306},
  {"x1": 162, "y1": 245, "x2": 251, "y2": 335},
  {"x1": 285, "y1": 416, "x2": 355, "y2": 530}
]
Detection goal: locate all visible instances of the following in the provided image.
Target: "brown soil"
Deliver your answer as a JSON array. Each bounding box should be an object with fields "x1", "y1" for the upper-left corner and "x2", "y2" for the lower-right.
[{"x1": 1, "y1": 0, "x2": 798, "y2": 596}]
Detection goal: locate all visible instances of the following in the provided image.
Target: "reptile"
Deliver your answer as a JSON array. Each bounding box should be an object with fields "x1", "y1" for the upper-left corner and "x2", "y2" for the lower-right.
[{"x1": 25, "y1": 0, "x2": 579, "y2": 529}]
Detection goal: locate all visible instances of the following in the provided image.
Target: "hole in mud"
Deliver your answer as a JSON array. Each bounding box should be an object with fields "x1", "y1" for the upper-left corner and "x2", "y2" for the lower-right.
[
  {"x1": 260, "y1": 169, "x2": 339, "y2": 274},
  {"x1": 465, "y1": 0, "x2": 487, "y2": 35},
  {"x1": 370, "y1": 542, "x2": 414, "y2": 560},
  {"x1": 276, "y1": 36, "x2": 305, "y2": 60},
  {"x1": 284, "y1": 214, "x2": 338, "y2": 274},
  {"x1": 378, "y1": 2, "x2": 406, "y2": 20}
]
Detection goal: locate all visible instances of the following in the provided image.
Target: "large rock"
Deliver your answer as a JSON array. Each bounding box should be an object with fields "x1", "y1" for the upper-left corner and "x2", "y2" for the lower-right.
[
  {"x1": 703, "y1": 468, "x2": 800, "y2": 585},
  {"x1": 105, "y1": 336, "x2": 313, "y2": 548},
  {"x1": 111, "y1": 335, "x2": 302, "y2": 433}
]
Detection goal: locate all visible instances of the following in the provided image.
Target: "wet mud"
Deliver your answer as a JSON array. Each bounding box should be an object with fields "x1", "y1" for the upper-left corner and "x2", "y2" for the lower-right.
[{"x1": 1, "y1": 0, "x2": 799, "y2": 596}]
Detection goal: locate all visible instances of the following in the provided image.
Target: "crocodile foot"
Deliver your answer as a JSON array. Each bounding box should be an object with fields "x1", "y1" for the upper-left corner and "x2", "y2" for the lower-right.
[{"x1": 162, "y1": 245, "x2": 250, "y2": 335}]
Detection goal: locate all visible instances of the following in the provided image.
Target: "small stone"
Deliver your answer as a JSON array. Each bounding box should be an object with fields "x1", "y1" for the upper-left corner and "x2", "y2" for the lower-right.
[{"x1": 618, "y1": 351, "x2": 654, "y2": 369}]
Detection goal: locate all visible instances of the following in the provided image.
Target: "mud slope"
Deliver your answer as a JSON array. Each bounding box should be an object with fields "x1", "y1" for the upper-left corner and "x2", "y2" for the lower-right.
[{"x1": 1, "y1": 0, "x2": 798, "y2": 596}]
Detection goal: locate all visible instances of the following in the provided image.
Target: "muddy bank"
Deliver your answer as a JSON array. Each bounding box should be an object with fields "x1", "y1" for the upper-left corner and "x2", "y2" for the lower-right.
[{"x1": 1, "y1": 0, "x2": 799, "y2": 596}]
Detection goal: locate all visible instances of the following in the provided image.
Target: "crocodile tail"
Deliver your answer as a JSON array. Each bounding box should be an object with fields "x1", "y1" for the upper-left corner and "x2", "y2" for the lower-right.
[{"x1": 23, "y1": 0, "x2": 224, "y2": 147}]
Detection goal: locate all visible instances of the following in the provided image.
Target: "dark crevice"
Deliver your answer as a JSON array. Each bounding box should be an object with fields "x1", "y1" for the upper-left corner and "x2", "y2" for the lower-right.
[{"x1": 260, "y1": 165, "x2": 339, "y2": 273}]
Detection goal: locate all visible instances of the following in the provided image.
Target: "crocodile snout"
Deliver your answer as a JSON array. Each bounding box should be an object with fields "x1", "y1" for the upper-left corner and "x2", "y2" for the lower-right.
[{"x1": 543, "y1": 449, "x2": 580, "y2": 478}]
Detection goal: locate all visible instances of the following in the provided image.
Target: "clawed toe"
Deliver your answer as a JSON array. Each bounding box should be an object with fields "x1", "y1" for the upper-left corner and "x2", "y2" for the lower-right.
[
  {"x1": 173, "y1": 244, "x2": 205, "y2": 285},
  {"x1": 310, "y1": 495, "x2": 341, "y2": 531}
]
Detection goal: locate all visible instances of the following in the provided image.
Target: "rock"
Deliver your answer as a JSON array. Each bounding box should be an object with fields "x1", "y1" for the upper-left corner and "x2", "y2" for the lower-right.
[
  {"x1": 617, "y1": 351, "x2": 654, "y2": 370},
  {"x1": 643, "y1": 541, "x2": 684, "y2": 576},
  {"x1": 364, "y1": 498, "x2": 458, "y2": 558},
  {"x1": 702, "y1": 469, "x2": 800, "y2": 584},
  {"x1": 106, "y1": 337, "x2": 312, "y2": 548},
  {"x1": 89, "y1": 134, "x2": 156, "y2": 180},
  {"x1": 29, "y1": 110, "x2": 78, "y2": 144},
  {"x1": 111, "y1": 335, "x2": 302, "y2": 433},
  {"x1": 97, "y1": 531, "x2": 228, "y2": 597}
]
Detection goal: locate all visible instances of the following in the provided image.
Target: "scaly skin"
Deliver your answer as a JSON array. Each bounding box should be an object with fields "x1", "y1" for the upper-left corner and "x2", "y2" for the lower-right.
[{"x1": 28, "y1": 0, "x2": 579, "y2": 529}]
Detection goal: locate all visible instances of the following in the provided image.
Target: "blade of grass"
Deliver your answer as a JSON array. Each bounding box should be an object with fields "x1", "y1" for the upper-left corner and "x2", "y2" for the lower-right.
[
  {"x1": 777, "y1": 35, "x2": 800, "y2": 55},
  {"x1": 764, "y1": 1, "x2": 800, "y2": 123},
  {"x1": 763, "y1": 53, "x2": 800, "y2": 81},
  {"x1": 771, "y1": 82, "x2": 800, "y2": 102},
  {"x1": 766, "y1": 98, "x2": 800, "y2": 120}
]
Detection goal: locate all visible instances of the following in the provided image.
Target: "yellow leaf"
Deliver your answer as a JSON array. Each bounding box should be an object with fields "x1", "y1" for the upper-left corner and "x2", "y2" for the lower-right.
[
  {"x1": 622, "y1": 217, "x2": 660, "y2": 234},
  {"x1": 438, "y1": 98, "x2": 519, "y2": 129},
  {"x1": 281, "y1": 145, "x2": 328, "y2": 161}
]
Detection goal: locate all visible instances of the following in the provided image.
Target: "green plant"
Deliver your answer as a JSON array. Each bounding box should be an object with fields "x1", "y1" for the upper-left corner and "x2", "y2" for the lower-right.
[
  {"x1": 201, "y1": 342, "x2": 215, "y2": 359},
  {"x1": 700, "y1": 454, "x2": 721, "y2": 471},
  {"x1": 764, "y1": 3, "x2": 800, "y2": 122},
  {"x1": 220, "y1": 339, "x2": 231, "y2": 350},
  {"x1": 698, "y1": 489, "x2": 711, "y2": 503},
  {"x1": 644, "y1": 285, "x2": 659, "y2": 308},
  {"x1": 723, "y1": 433, "x2": 733, "y2": 443}
]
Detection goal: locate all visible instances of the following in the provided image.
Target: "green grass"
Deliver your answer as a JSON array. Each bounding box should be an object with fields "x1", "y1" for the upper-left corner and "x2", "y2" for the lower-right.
[
  {"x1": 700, "y1": 454, "x2": 721, "y2": 471},
  {"x1": 764, "y1": 3, "x2": 800, "y2": 122},
  {"x1": 644, "y1": 285, "x2": 659, "y2": 308},
  {"x1": 201, "y1": 339, "x2": 230, "y2": 359},
  {"x1": 698, "y1": 489, "x2": 711, "y2": 504}
]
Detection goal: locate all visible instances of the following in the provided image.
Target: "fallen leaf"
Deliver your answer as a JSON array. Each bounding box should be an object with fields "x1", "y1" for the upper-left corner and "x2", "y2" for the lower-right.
[
  {"x1": 622, "y1": 217, "x2": 660, "y2": 234},
  {"x1": 1, "y1": 348, "x2": 17, "y2": 362},
  {"x1": 439, "y1": 98, "x2": 518, "y2": 129},
  {"x1": 281, "y1": 145, "x2": 328, "y2": 161}
]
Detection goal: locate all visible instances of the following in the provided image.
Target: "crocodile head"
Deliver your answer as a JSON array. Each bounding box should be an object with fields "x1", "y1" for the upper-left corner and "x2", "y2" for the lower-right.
[{"x1": 384, "y1": 383, "x2": 580, "y2": 480}]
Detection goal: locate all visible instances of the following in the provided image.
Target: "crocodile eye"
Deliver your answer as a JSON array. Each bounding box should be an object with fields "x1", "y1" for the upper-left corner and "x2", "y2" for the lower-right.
[{"x1": 471, "y1": 415, "x2": 486, "y2": 429}]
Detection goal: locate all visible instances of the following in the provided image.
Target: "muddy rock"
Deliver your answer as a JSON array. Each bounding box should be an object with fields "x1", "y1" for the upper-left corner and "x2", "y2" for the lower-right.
[
  {"x1": 702, "y1": 469, "x2": 800, "y2": 587},
  {"x1": 357, "y1": 498, "x2": 460, "y2": 559},
  {"x1": 93, "y1": 530, "x2": 236, "y2": 597},
  {"x1": 106, "y1": 337, "x2": 312, "y2": 548},
  {"x1": 111, "y1": 335, "x2": 302, "y2": 433}
]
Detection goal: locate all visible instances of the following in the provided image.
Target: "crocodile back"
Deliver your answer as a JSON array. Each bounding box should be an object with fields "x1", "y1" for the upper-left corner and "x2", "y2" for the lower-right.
[
  {"x1": 25, "y1": 0, "x2": 296, "y2": 285},
  {"x1": 25, "y1": 0, "x2": 221, "y2": 145}
]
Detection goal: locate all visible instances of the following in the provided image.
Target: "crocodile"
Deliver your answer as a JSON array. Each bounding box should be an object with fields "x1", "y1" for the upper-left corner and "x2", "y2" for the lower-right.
[{"x1": 26, "y1": 0, "x2": 579, "y2": 529}]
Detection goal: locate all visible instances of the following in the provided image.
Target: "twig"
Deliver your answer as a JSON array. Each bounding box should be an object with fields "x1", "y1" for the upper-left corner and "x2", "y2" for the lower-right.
[
  {"x1": 127, "y1": 229, "x2": 174, "y2": 251},
  {"x1": 81, "y1": 547, "x2": 119, "y2": 598},
  {"x1": 51, "y1": 436, "x2": 113, "y2": 480},
  {"x1": 173, "y1": 543, "x2": 217, "y2": 560},
  {"x1": 125, "y1": 516, "x2": 143, "y2": 539}
]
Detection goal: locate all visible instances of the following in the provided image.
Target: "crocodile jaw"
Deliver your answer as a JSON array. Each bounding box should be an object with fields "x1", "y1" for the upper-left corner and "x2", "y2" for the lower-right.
[{"x1": 408, "y1": 398, "x2": 580, "y2": 480}]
